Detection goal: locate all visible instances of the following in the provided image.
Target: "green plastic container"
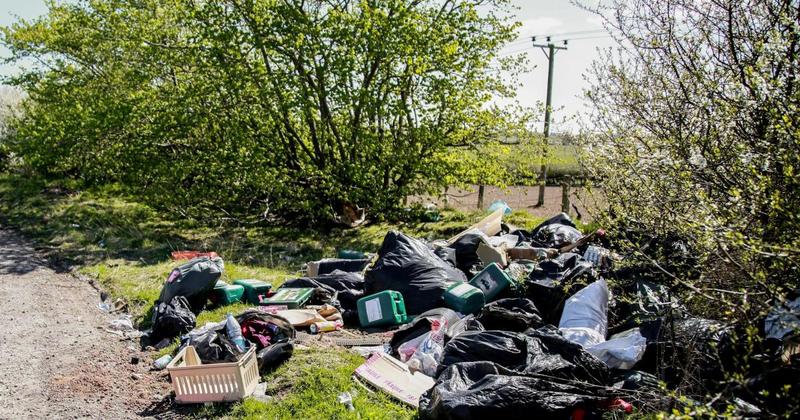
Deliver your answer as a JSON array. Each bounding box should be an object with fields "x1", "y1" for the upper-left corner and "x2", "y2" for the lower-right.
[
  {"x1": 336, "y1": 249, "x2": 368, "y2": 260},
  {"x1": 211, "y1": 282, "x2": 245, "y2": 305},
  {"x1": 469, "y1": 263, "x2": 513, "y2": 302},
  {"x1": 443, "y1": 282, "x2": 485, "y2": 315},
  {"x1": 259, "y1": 287, "x2": 314, "y2": 308},
  {"x1": 357, "y1": 290, "x2": 408, "y2": 328},
  {"x1": 233, "y1": 279, "x2": 273, "y2": 305}
]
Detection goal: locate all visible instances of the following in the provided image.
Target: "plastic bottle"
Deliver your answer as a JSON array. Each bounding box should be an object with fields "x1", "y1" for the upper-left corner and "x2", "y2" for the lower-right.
[
  {"x1": 226, "y1": 314, "x2": 248, "y2": 352},
  {"x1": 153, "y1": 354, "x2": 172, "y2": 370}
]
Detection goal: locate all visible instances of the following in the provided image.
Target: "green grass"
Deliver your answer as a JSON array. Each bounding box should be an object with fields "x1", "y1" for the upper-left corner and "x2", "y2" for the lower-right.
[{"x1": 0, "y1": 172, "x2": 551, "y2": 419}]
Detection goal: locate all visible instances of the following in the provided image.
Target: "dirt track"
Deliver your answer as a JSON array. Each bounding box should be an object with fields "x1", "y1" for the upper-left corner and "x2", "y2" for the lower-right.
[
  {"x1": 0, "y1": 229, "x2": 171, "y2": 419},
  {"x1": 414, "y1": 185, "x2": 603, "y2": 221}
]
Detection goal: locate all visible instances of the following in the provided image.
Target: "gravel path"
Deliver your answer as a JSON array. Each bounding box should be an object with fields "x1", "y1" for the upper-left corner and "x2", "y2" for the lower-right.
[{"x1": 0, "y1": 229, "x2": 172, "y2": 419}]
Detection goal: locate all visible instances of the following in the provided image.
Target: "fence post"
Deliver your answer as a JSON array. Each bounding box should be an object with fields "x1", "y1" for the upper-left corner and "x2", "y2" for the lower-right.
[
  {"x1": 561, "y1": 179, "x2": 570, "y2": 214},
  {"x1": 477, "y1": 185, "x2": 485, "y2": 209}
]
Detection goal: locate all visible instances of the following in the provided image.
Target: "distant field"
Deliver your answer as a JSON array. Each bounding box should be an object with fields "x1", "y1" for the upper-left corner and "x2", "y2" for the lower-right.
[{"x1": 505, "y1": 143, "x2": 584, "y2": 182}]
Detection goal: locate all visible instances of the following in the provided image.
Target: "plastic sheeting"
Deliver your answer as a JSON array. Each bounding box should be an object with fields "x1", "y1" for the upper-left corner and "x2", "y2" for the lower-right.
[
  {"x1": 419, "y1": 361, "x2": 608, "y2": 419},
  {"x1": 764, "y1": 293, "x2": 800, "y2": 341},
  {"x1": 437, "y1": 328, "x2": 610, "y2": 384},
  {"x1": 365, "y1": 231, "x2": 467, "y2": 315}
]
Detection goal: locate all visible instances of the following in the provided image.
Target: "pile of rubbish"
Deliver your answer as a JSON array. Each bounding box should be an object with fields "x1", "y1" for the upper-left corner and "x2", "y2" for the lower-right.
[{"x1": 144, "y1": 208, "x2": 798, "y2": 417}]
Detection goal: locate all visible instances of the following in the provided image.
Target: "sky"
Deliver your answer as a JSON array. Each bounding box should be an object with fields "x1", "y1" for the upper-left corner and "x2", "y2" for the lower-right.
[{"x1": 0, "y1": 0, "x2": 616, "y2": 133}]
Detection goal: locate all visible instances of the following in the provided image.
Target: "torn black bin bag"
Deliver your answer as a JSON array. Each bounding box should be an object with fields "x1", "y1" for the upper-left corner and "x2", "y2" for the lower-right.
[
  {"x1": 450, "y1": 233, "x2": 487, "y2": 276},
  {"x1": 151, "y1": 295, "x2": 196, "y2": 340},
  {"x1": 476, "y1": 298, "x2": 543, "y2": 332},
  {"x1": 281, "y1": 270, "x2": 365, "y2": 311},
  {"x1": 365, "y1": 231, "x2": 467, "y2": 315},
  {"x1": 637, "y1": 317, "x2": 735, "y2": 391},
  {"x1": 157, "y1": 256, "x2": 224, "y2": 314},
  {"x1": 312, "y1": 258, "x2": 371, "y2": 276},
  {"x1": 433, "y1": 246, "x2": 458, "y2": 269},
  {"x1": 611, "y1": 370, "x2": 660, "y2": 391},
  {"x1": 733, "y1": 366, "x2": 800, "y2": 416},
  {"x1": 607, "y1": 279, "x2": 684, "y2": 335},
  {"x1": 181, "y1": 322, "x2": 244, "y2": 364},
  {"x1": 448, "y1": 315, "x2": 484, "y2": 340},
  {"x1": 437, "y1": 328, "x2": 609, "y2": 384},
  {"x1": 389, "y1": 308, "x2": 463, "y2": 356},
  {"x1": 526, "y1": 254, "x2": 596, "y2": 325},
  {"x1": 528, "y1": 213, "x2": 582, "y2": 248},
  {"x1": 420, "y1": 361, "x2": 608, "y2": 420}
]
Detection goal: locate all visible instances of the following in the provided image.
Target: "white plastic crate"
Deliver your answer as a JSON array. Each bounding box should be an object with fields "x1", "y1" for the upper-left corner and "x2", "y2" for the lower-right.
[{"x1": 167, "y1": 345, "x2": 259, "y2": 404}]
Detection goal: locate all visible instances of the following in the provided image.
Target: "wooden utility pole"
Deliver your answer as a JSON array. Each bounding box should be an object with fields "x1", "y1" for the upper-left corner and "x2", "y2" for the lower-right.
[{"x1": 532, "y1": 37, "x2": 567, "y2": 207}]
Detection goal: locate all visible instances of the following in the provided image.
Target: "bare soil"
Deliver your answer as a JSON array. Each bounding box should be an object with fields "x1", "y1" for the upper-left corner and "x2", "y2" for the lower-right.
[
  {"x1": 0, "y1": 229, "x2": 173, "y2": 419},
  {"x1": 414, "y1": 185, "x2": 603, "y2": 221}
]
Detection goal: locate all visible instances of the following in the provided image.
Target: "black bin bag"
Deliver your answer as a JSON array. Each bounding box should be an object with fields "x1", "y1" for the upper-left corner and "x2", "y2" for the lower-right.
[
  {"x1": 365, "y1": 231, "x2": 467, "y2": 315},
  {"x1": 151, "y1": 295, "x2": 196, "y2": 340},
  {"x1": 528, "y1": 213, "x2": 583, "y2": 248},
  {"x1": 476, "y1": 298, "x2": 543, "y2": 332},
  {"x1": 157, "y1": 256, "x2": 224, "y2": 314},
  {"x1": 437, "y1": 328, "x2": 609, "y2": 384},
  {"x1": 419, "y1": 361, "x2": 608, "y2": 420}
]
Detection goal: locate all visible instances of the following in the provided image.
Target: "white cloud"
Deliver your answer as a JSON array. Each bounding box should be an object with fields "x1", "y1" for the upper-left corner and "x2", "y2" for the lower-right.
[
  {"x1": 516, "y1": 16, "x2": 563, "y2": 38},
  {"x1": 585, "y1": 15, "x2": 604, "y2": 27}
]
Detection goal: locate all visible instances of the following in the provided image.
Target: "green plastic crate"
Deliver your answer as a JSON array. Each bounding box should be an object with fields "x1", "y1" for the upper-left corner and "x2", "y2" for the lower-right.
[
  {"x1": 469, "y1": 263, "x2": 513, "y2": 302},
  {"x1": 211, "y1": 283, "x2": 245, "y2": 305},
  {"x1": 259, "y1": 287, "x2": 314, "y2": 309},
  {"x1": 233, "y1": 279, "x2": 273, "y2": 305},
  {"x1": 357, "y1": 290, "x2": 408, "y2": 328},
  {"x1": 443, "y1": 282, "x2": 485, "y2": 315}
]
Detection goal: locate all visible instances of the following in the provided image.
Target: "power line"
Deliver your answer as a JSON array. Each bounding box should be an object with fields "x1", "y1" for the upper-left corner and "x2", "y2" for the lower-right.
[{"x1": 530, "y1": 29, "x2": 606, "y2": 39}]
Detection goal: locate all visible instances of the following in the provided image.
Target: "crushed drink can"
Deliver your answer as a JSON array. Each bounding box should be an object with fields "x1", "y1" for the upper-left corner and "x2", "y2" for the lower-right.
[{"x1": 309, "y1": 321, "x2": 341, "y2": 334}]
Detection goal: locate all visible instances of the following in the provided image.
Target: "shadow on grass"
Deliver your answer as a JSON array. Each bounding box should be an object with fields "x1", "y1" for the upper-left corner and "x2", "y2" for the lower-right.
[{"x1": 0, "y1": 174, "x2": 485, "y2": 271}]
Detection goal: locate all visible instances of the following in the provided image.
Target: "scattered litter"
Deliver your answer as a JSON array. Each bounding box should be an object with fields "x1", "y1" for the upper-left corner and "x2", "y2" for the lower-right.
[
  {"x1": 170, "y1": 250, "x2": 219, "y2": 260},
  {"x1": 109, "y1": 314, "x2": 134, "y2": 331},
  {"x1": 153, "y1": 354, "x2": 173, "y2": 370},
  {"x1": 338, "y1": 391, "x2": 355, "y2": 411},
  {"x1": 251, "y1": 382, "x2": 273, "y2": 403},
  {"x1": 487, "y1": 199, "x2": 513, "y2": 215},
  {"x1": 351, "y1": 345, "x2": 389, "y2": 357}
]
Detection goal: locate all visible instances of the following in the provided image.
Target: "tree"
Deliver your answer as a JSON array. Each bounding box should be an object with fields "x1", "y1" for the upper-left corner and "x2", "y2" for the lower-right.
[
  {"x1": 2, "y1": 0, "x2": 524, "y2": 224},
  {"x1": 581, "y1": 0, "x2": 799, "y2": 411}
]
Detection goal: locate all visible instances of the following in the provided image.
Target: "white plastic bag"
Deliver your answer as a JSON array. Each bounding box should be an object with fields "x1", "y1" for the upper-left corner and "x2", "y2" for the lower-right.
[
  {"x1": 559, "y1": 279, "x2": 646, "y2": 369},
  {"x1": 586, "y1": 328, "x2": 647, "y2": 369},
  {"x1": 559, "y1": 278, "x2": 609, "y2": 347},
  {"x1": 398, "y1": 332, "x2": 430, "y2": 362},
  {"x1": 407, "y1": 320, "x2": 446, "y2": 376}
]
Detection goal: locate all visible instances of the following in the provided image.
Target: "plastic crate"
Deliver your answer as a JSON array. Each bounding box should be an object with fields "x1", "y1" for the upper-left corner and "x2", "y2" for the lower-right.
[{"x1": 167, "y1": 345, "x2": 259, "y2": 404}]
